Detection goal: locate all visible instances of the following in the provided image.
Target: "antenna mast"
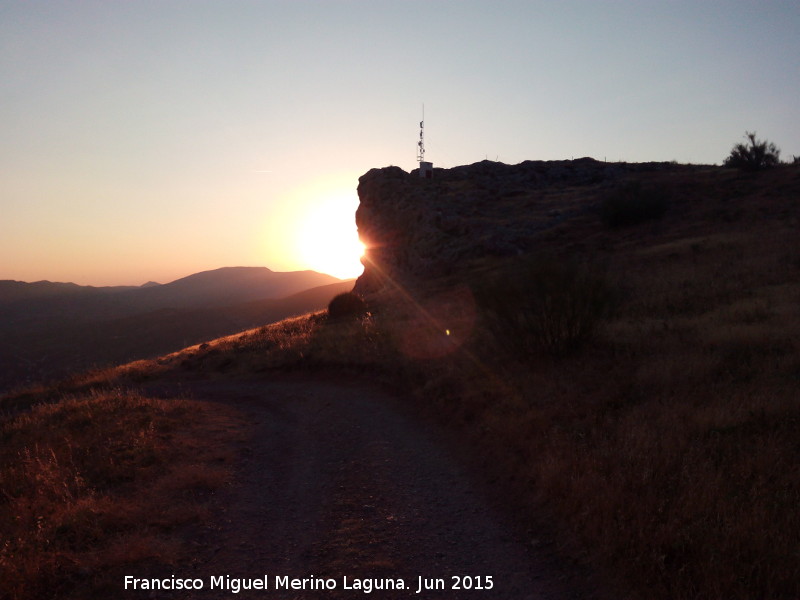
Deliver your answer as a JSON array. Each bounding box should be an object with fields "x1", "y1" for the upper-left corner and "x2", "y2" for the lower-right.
[
  {"x1": 417, "y1": 104, "x2": 425, "y2": 163},
  {"x1": 416, "y1": 104, "x2": 433, "y2": 178}
]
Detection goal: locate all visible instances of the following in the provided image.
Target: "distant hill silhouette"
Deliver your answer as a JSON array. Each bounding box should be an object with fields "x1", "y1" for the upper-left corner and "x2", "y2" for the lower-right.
[
  {"x1": 126, "y1": 266, "x2": 340, "y2": 309},
  {"x1": 0, "y1": 267, "x2": 352, "y2": 392},
  {"x1": 0, "y1": 267, "x2": 339, "y2": 311},
  {"x1": 0, "y1": 280, "x2": 137, "y2": 304}
]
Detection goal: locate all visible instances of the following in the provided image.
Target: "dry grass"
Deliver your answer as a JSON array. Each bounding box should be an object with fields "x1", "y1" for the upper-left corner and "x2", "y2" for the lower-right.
[
  {"x1": 107, "y1": 183, "x2": 796, "y2": 599},
  {"x1": 151, "y1": 165, "x2": 797, "y2": 600},
  {"x1": 452, "y1": 169, "x2": 800, "y2": 599},
  {"x1": 3, "y1": 164, "x2": 798, "y2": 599},
  {"x1": 0, "y1": 389, "x2": 241, "y2": 600}
]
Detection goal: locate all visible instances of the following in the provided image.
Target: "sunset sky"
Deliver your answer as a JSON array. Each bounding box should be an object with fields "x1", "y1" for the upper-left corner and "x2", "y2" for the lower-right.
[{"x1": 2, "y1": 0, "x2": 798, "y2": 286}]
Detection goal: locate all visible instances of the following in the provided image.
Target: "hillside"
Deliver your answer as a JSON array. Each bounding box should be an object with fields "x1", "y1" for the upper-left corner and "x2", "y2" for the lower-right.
[
  {"x1": 0, "y1": 268, "x2": 351, "y2": 392},
  {"x1": 2, "y1": 159, "x2": 799, "y2": 600},
  {"x1": 0, "y1": 280, "x2": 139, "y2": 304},
  {"x1": 354, "y1": 158, "x2": 707, "y2": 294},
  {"x1": 0, "y1": 266, "x2": 340, "y2": 315},
  {"x1": 119, "y1": 266, "x2": 342, "y2": 310}
]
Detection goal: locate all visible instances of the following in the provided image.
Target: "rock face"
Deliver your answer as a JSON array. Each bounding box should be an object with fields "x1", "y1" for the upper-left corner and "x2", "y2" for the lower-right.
[{"x1": 353, "y1": 158, "x2": 679, "y2": 295}]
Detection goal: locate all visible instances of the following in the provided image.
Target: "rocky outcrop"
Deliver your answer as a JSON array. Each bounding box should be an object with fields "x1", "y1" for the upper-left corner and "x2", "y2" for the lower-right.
[{"x1": 353, "y1": 158, "x2": 682, "y2": 295}]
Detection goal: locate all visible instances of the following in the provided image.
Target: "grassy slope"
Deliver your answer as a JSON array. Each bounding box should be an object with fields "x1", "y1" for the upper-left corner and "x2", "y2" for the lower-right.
[
  {"x1": 0, "y1": 279, "x2": 355, "y2": 393},
  {"x1": 0, "y1": 390, "x2": 245, "y2": 600},
  {"x1": 2, "y1": 164, "x2": 799, "y2": 599}
]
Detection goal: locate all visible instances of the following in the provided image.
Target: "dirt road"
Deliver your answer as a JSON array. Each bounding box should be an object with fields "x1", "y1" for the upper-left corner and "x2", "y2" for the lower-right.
[{"x1": 144, "y1": 377, "x2": 591, "y2": 600}]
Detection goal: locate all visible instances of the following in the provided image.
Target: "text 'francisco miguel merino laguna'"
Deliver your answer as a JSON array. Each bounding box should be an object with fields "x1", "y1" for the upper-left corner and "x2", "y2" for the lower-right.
[{"x1": 124, "y1": 574, "x2": 495, "y2": 594}]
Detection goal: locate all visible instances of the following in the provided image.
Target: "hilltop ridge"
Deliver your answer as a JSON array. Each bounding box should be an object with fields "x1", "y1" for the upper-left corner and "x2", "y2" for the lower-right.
[
  {"x1": 354, "y1": 158, "x2": 705, "y2": 295},
  {"x1": 3, "y1": 159, "x2": 800, "y2": 600},
  {"x1": 0, "y1": 267, "x2": 352, "y2": 392},
  {"x1": 0, "y1": 266, "x2": 339, "y2": 309}
]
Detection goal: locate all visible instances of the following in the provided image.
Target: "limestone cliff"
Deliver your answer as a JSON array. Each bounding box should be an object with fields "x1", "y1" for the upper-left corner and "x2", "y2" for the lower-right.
[{"x1": 353, "y1": 158, "x2": 681, "y2": 295}]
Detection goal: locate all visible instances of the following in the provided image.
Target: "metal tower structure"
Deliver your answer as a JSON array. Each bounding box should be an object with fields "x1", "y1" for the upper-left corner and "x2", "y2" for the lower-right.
[
  {"x1": 417, "y1": 105, "x2": 433, "y2": 178},
  {"x1": 417, "y1": 105, "x2": 425, "y2": 163}
]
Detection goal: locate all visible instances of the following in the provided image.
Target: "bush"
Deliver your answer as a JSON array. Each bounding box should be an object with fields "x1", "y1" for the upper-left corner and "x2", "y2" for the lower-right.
[
  {"x1": 327, "y1": 292, "x2": 367, "y2": 320},
  {"x1": 724, "y1": 131, "x2": 780, "y2": 171},
  {"x1": 474, "y1": 257, "x2": 613, "y2": 356},
  {"x1": 601, "y1": 181, "x2": 669, "y2": 228}
]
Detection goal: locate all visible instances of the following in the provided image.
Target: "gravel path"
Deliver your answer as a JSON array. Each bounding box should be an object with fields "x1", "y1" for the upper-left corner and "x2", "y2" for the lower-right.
[{"x1": 142, "y1": 377, "x2": 592, "y2": 600}]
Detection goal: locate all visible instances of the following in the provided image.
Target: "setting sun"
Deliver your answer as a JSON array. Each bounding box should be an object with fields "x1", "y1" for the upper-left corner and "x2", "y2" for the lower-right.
[{"x1": 295, "y1": 192, "x2": 365, "y2": 280}]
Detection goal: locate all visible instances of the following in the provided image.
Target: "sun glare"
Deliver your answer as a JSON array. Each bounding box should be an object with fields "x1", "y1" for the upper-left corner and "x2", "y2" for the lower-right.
[{"x1": 296, "y1": 192, "x2": 365, "y2": 280}]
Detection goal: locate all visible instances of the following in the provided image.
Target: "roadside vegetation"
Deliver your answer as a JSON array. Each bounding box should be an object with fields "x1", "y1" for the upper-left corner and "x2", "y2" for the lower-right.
[
  {"x1": 724, "y1": 131, "x2": 781, "y2": 171},
  {"x1": 0, "y1": 390, "x2": 242, "y2": 600},
  {"x1": 473, "y1": 256, "x2": 614, "y2": 355},
  {"x1": 2, "y1": 162, "x2": 799, "y2": 600},
  {"x1": 600, "y1": 180, "x2": 670, "y2": 227}
]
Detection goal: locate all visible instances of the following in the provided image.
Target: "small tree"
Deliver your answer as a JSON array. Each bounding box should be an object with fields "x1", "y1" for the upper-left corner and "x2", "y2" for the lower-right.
[
  {"x1": 327, "y1": 292, "x2": 367, "y2": 320},
  {"x1": 473, "y1": 256, "x2": 614, "y2": 356},
  {"x1": 601, "y1": 181, "x2": 670, "y2": 228},
  {"x1": 724, "y1": 131, "x2": 780, "y2": 171}
]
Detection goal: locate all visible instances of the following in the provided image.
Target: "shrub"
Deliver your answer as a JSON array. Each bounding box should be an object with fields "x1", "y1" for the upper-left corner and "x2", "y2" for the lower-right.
[
  {"x1": 724, "y1": 131, "x2": 780, "y2": 171},
  {"x1": 600, "y1": 181, "x2": 669, "y2": 228},
  {"x1": 474, "y1": 257, "x2": 613, "y2": 356},
  {"x1": 327, "y1": 292, "x2": 367, "y2": 320}
]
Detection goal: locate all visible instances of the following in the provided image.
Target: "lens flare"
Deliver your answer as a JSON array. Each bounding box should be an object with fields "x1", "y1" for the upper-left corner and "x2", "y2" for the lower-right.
[{"x1": 296, "y1": 193, "x2": 365, "y2": 280}]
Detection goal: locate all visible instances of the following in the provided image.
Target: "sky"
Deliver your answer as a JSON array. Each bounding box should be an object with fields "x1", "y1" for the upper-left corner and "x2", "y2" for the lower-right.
[{"x1": 1, "y1": 0, "x2": 798, "y2": 286}]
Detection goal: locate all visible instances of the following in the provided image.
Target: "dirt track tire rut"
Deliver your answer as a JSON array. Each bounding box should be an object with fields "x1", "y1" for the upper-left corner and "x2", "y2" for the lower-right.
[{"x1": 145, "y1": 377, "x2": 589, "y2": 600}]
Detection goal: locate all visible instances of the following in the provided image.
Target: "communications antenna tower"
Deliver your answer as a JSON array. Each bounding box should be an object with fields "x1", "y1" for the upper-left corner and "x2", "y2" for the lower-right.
[
  {"x1": 417, "y1": 105, "x2": 425, "y2": 163},
  {"x1": 417, "y1": 105, "x2": 433, "y2": 178}
]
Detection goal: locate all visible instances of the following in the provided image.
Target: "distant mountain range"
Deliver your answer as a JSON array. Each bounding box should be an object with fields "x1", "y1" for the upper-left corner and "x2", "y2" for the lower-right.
[
  {"x1": 0, "y1": 266, "x2": 341, "y2": 310},
  {"x1": 0, "y1": 267, "x2": 354, "y2": 392}
]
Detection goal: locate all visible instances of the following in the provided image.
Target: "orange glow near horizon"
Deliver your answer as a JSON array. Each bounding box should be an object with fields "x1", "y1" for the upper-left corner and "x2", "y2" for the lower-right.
[{"x1": 294, "y1": 190, "x2": 365, "y2": 280}]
